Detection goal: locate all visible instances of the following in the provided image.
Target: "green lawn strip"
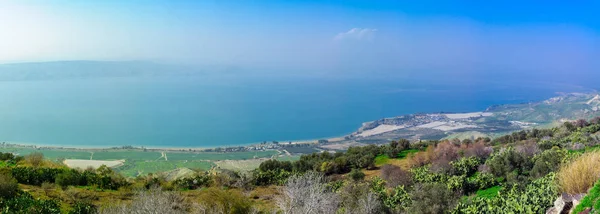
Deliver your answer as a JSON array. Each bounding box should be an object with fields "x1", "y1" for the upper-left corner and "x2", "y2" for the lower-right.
[
  {"x1": 573, "y1": 181, "x2": 600, "y2": 213},
  {"x1": 374, "y1": 154, "x2": 390, "y2": 166},
  {"x1": 476, "y1": 186, "x2": 502, "y2": 199},
  {"x1": 397, "y1": 149, "x2": 419, "y2": 159}
]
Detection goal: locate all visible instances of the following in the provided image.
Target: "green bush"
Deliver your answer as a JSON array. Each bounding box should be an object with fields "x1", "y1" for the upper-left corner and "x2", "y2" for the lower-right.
[
  {"x1": 453, "y1": 173, "x2": 558, "y2": 213},
  {"x1": 573, "y1": 180, "x2": 600, "y2": 214},
  {"x1": 0, "y1": 173, "x2": 20, "y2": 199},
  {"x1": 370, "y1": 177, "x2": 411, "y2": 212},
  {"x1": 450, "y1": 157, "x2": 480, "y2": 176},
  {"x1": 409, "y1": 183, "x2": 458, "y2": 214},
  {"x1": 11, "y1": 167, "x2": 64, "y2": 185},
  {"x1": 252, "y1": 169, "x2": 290, "y2": 186},
  {"x1": 56, "y1": 169, "x2": 85, "y2": 188},
  {"x1": 531, "y1": 148, "x2": 568, "y2": 178},
  {"x1": 173, "y1": 173, "x2": 212, "y2": 190},
  {"x1": 0, "y1": 192, "x2": 61, "y2": 214},
  {"x1": 486, "y1": 147, "x2": 532, "y2": 179},
  {"x1": 68, "y1": 201, "x2": 97, "y2": 214},
  {"x1": 349, "y1": 168, "x2": 365, "y2": 181}
]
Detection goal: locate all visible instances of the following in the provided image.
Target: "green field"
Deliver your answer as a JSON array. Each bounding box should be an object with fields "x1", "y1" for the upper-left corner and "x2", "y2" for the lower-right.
[{"x1": 0, "y1": 147, "x2": 279, "y2": 177}]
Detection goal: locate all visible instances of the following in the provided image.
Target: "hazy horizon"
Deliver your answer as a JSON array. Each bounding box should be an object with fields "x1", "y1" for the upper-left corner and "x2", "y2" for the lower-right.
[{"x1": 1, "y1": 1, "x2": 599, "y2": 79}]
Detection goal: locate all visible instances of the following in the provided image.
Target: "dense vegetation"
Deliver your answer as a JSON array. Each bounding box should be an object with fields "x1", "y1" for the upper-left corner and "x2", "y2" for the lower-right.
[{"x1": 0, "y1": 117, "x2": 599, "y2": 213}]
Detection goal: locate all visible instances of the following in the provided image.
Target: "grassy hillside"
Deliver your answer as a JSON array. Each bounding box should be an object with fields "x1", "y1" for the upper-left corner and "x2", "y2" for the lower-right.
[{"x1": 0, "y1": 117, "x2": 599, "y2": 213}]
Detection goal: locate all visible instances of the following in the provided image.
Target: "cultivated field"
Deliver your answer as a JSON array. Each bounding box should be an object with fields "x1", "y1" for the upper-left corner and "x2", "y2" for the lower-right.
[{"x1": 0, "y1": 147, "x2": 279, "y2": 176}]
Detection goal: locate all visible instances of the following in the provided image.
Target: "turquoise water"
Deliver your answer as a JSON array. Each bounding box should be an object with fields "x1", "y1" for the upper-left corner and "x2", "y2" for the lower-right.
[{"x1": 0, "y1": 74, "x2": 593, "y2": 148}]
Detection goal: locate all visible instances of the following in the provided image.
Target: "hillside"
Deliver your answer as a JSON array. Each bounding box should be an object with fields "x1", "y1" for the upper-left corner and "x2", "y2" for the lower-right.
[
  {"x1": 328, "y1": 93, "x2": 600, "y2": 146},
  {"x1": 0, "y1": 117, "x2": 599, "y2": 213}
]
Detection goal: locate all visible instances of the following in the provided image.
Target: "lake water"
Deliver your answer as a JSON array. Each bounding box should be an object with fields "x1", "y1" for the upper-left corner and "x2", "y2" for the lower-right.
[{"x1": 0, "y1": 73, "x2": 594, "y2": 148}]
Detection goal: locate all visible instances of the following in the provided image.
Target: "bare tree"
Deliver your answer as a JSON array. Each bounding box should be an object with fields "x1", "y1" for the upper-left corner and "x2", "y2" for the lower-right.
[
  {"x1": 276, "y1": 172, "x2": 340, "y2": 214},
  {"x1": 355, "y1": 191, "x2": 380, "y2": 214}
]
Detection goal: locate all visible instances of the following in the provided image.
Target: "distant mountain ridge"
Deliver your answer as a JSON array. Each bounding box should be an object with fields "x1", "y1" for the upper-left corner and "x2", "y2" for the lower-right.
[{"x1": 0, "y1": 61, "x2": 202, "y2": 81}]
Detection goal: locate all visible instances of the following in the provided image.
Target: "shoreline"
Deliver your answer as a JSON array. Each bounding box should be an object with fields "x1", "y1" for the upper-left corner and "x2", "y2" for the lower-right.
[{"x1": 3, "y1": 92, "x2": 596, "y2": 152}]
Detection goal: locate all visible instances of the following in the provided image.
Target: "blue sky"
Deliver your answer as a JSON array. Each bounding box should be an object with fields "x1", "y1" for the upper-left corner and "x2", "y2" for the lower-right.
[{"x1": 0, "y1": 0, "x2": 599, "y2": 76}]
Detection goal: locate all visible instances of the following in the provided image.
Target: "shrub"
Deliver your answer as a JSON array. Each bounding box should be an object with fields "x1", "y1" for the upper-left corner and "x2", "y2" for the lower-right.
[
  {"x1": 11, "y1": 167, "x2": 65, "y2": 185},
  {"x1": 468, "y1": 173, "x2": 497, "y2": 190},
  {"x1": 173, "y1": 172, "x2": 211, "y2": 190},
  {"x1": 369, "y1": 177, "x2": 410, "y2": 213},
  {"x1": 197, "y1": 188, "x2": 254, "y2": 214},
  {"x1": 100, "y1": 188, "x2": 190, "y2": 214},
  {"x1": 431, "y1": 141, "x2": 460, "y2": 172},
  {"x1": 380, "y1": 164, "x2": 412, "y2": 187},
  {"x1": 56, "y1": 169, "x2": 85, "y2": 188},
  {"x1": 409, "y1": 145, "x2": 434, "y2": 167},
  {"x1": 530, "y1": 148, "x2": 568, "y2": 178},
  {"x1": 454, "y1": 173, "x2": 558, "y2": 213},
  {"x1": 0, "y1": 173, "x2": 19, "y2": 199},
  {"x1": 25, "y1": 152, "x2": 44, "y2": 167},
  {"x1": 460, "y1": 141, "x2": 492, "y2": 159},
  {"x1": 557, "y1": 151, "x2": 600, "y2": 194},
  {"x1": 486, "y1": 147, "x2": 532, "y2": 179},
  {"x1": 572, "y1": 180, "x2": 600, "y2": 214},
  {"x1": 69, "y1": 201, "x2": 97, "y2": 214},
  {"x1": 0, "y1": 192, "x2": 61, "y2": 214},
  {"x1": 259, "y1": 159, "x2": 293, "y2": 172},
  {"x1": 338, "y1": 184, "x2": 381, "y2": 214},
  {"x1": 0, "y1": 152, "x2": 16, "y2": 161},
  {"x1": 450, "y1": 156, "x2": 480, "y2": 176},
  {"x1": 349, "y1": 168, "x2": 365, "y2": 181},
  {"x1": 252, "y1": 169, "x2": 290, "y2": 186},
  {"x1": 408, "y1": 183, "x2": 458, "y2": 214},
  {"x1": 410, "y1": 166, "x2": 447, "y2": 184}
]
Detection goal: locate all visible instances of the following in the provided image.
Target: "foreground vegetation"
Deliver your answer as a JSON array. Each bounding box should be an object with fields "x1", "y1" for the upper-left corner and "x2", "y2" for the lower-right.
[{"x1": 1, "y1": 117, "x2": 600, "y2": 213}]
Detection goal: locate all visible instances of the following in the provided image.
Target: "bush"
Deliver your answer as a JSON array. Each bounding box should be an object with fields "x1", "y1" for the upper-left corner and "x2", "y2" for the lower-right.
[
  {"x1": 454, "y1": 173, "x2": 558, "y2": 213},
  {"x1": 173, "y1": 172, "x2": 211, "y2": 190},
  {"x1": 69, "y1": 201, "x2": 97, "y2": 214},
  {"x1": 0, "y1": 192, "x2": 61, "y2": 214},
  {"x1": 338, "y1": 183, "x2": 381, "y2": 214},
  {"x1": 11, "y1": 167, "x2": 65, "y2": 185},
  {"x1": 557, "y1": 151, "x2": 600, "y2": 194},
  {"x1": 408, "y1": 183, "x2": 458, "y2": 214},
  {"x1": 56, "y1": 169, "x2": 85, "y2": 188},
  {"x1": 25, "y1": 152, "x2": 44, "y2": 167},
  {"x1": 380, "y1": 164, "x2": 412, "y2": 187},
  {"x1": 100, "y1": 188, "x2": 190, "y2": 214},
  {"x1": 349, "y1": 169, "x2": 365, "y2": 181},
  {"x1": 198, "y1": 188, "x2": 254, "y2": 214},
  {"x1": 530, "y1": 148, "x2": 568, "y2": 178},
  {"x1": 0, "y1": 173, "x2": 20, "y2": 199},
  {"x1": 370, "y1": 177, "x2": 410, "y2": 213},
  {"x1": 450, "y1": 156, "x2": 480, "y2": 176},
  {"x1": 486, "y1": 147, "x2": 532, "y2": 179},
  {"x1": 252, "y1": 169, "x2": 291, "y2": 186}
]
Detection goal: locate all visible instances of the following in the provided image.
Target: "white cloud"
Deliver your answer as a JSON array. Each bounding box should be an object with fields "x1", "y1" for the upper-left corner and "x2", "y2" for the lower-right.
[{"x1": 334, "y1": 28, "x2": 377, "y2": 41}]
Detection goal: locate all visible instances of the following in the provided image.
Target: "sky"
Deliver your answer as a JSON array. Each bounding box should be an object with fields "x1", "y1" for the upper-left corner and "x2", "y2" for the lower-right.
[{"x1": 0, "y1": 0, "x2": 599, "y2": 76}]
